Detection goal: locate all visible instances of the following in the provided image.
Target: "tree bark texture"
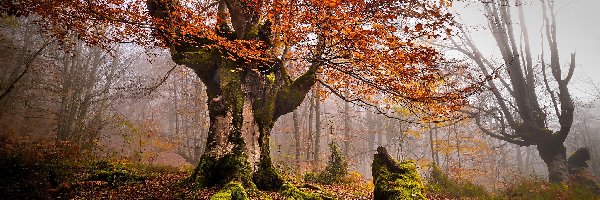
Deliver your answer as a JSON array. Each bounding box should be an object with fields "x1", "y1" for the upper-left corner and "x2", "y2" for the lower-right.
[{"x1": 148, "y1": 0, "x2": 320, "y2": 190}]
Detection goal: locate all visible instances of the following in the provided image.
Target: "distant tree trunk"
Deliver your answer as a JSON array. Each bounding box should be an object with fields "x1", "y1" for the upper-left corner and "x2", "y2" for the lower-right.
[
  {"x1": 524, "y1": 146, "x2": 533, "y2": 176},
  {"x1": 444, "y1": 131, "x2": 450, "y2": 173},
  {"x1": 428, "y1": 124, "x2": 437, "y2": 166},
  {"x1": 343, "y1": 101, "x2": 350, "y2": 157},
  {"x1": 454, "y1": 124, "x2": 461, "y2": 177},
  {"x1": 86, "y1": 47, "x2": 119, "y2": 146},
  {"x1": 367, "y1": 111, "x2": 376, "y2": 152},
  {"x1": 313, "y1": 87, "x2": 321, "y2": 166},
  {"x1": 56, "y1": 43, "x2": 108, "y2": 145},
  {"x1": 307, "y1": 89, "x2": 315, "y2": 161},
  {"x1": 396, "y1": 121, "x2": 404, "y2": 160},
  {"x1": 516, "y1": 145, "x2": 523, "y2": 174},
  {"x1": 377, "y1": 127, "x2": 383, "y2": 147},
  {"x1": 182, "y1": 75, "x2": 189, "y2": 139},
  {"x1": 0, "y1": 38, "x2": 52, "y2": 104},
  {"x1": 293, "y1": 110, "x2": 301, "y2": 164},
  {"x1": 173, "y1": 70, "x2": 180, "y2": 138}
]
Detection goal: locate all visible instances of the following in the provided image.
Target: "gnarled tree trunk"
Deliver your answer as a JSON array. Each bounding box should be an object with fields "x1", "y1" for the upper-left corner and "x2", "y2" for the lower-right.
[
  {"x1": 186, "y1": 58, "x2": 317, "y2": 190},
  {"x1": 147, "y1": 0, "x2": 320, "y2": 190},
  {"x1": 537, "y1": 140, "x2": 568, "y2": 183}
]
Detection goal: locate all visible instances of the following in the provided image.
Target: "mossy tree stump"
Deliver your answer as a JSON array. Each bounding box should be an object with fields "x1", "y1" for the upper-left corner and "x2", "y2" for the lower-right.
[
  {"x1": 372, "y1": 146, "x2": 426, "y2": 200},
  {"x1": 567, "y1": 147, "x2": 590, "y2": 174},
  {"x1": 566, "y1": 148, "x2": 600, "y2": 193}
]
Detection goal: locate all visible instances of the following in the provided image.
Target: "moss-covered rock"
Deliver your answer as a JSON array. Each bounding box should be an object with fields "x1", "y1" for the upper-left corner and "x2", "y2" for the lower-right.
[
  {"x1": 86, "y1": 161, "x2": 146, "y2": 186},
  {"x1": 372, "y1": 146, "x2": 426, "y2": 200},
  {"x1": 303, "y1": 172, "x2": 319, "y2": 183},
  {"x1": 210, "y1": 181, "x2": 249, "y2": 200},
  {"x1": 567, "y1": 147, "x2": 590, "y2": 174}
]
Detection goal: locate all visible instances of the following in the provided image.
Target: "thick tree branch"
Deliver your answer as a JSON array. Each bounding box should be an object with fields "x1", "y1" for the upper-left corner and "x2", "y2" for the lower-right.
[
  {"x1": 273, "y1": 62, "x2": 320, "y2": 119},
  {"x1": 223, "y1": 0, "x2": 260, "y2": 39},
  {"x1": 451, "y1": 31, "x2": 517, "y2": 127},
  {"x1": 564, "y1": 53, "x2": 575, "y2": 83},
  {"x1": 470, "y1": 109, "x2": 528, "y2": 146}
]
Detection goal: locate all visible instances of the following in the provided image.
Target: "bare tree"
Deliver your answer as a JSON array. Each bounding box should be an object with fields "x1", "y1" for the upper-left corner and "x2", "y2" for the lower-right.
[
  {"x1": 54, "y1": 42, "x2": 135, "y2": 146},
  {"x1": 452, "y1": 0, "x2": 578, "y2": 182},
  {"x1": 0, "y1": 17, "x2": 53, "y2": 113}
]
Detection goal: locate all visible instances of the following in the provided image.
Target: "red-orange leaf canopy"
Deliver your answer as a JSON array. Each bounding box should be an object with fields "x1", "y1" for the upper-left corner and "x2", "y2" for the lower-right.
[{"x1": 2, "y1": 0, "x2": 481, "y2": 121}]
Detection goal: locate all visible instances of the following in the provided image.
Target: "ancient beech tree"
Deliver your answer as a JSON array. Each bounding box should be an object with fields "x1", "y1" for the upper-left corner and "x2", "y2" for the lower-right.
[
  {"x1": 2, "y1": 0, "x2": 478, "y2": 190},
  {"x1": 452, "y1": 0, "x2": 577, "y2": 182}
]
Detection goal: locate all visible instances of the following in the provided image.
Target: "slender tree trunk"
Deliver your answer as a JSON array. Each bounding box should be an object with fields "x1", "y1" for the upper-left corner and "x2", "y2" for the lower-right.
[
  {"x1": 525, "y1": 146, "x2": 533, "y2": 176},
  {"x1": 313, "y1": 87, "x2": 321, "y2": 166},
  {"x1": 396, "y1": 121, "x2": 404, "y2": 160},
  {"x1": 293, "y1": 110, "x2": 301, "y2": 164},
  {"x1": 173, "y1": 73, "x2": 180, "y2": 138},
  {"x1": 378, "y1": 133, "x2": 383, "y2": 146},
  {"x1": 516, "y1": 145, "x2": 523, "y2": 174},
  {"x1": 368, "y1": 111, "x2": 376, "y2": 151},
  {"x1": 307, "y1": 90, "x2": 315, "y2": 161},
  {"x1": 454, "y1": 125, "x2": 461, "y2": 177},
  {"x1": 445, "y1": 131, "x2": 450, "y2": 173},
  {"x1": 343, "y1": 101, "x2": 350, "y2": 157},
  {"x1": 434, "y1": 127, "x2": 440, "y2": 164},
  {"x1": 428, "y1": 124, "x2": 436, "y2": 166}
]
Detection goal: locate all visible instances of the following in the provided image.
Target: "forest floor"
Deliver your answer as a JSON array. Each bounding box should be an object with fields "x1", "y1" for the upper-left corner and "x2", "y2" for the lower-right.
[
  {"x1": 2, "y1": 158, "x2": 600, "y2": 199},
  {"x1": 0, "y1": 159, "x2": 376, "y2": 200},
  {"x1": 1, "y1": 135, "x2": 598, "y2": 199}
]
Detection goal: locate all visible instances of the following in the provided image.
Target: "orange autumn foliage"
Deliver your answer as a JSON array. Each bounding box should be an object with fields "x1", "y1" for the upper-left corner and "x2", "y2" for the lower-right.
[{"x1": 1, "y1": 0, "x2": 482, "y2": 119}]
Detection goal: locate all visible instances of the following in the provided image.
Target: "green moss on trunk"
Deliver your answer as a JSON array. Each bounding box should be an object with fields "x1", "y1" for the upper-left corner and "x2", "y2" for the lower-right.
[
  {"x1": 191, "y1": 61, "x2": 255, "y2": 189},
  {"x1": 195, "y1": 153, "x2": 254, "y2": 188},
  {"x1": 185, "y1": 39, "x2": 312, "y2": 192},
  {"x1": 567, "y1": 147, "x2": 590, "y2": 174},
  {"x1": 253, "y1": 127, "x2": 284, "y2": 191},
  {"x1": 372, "y1": 147, "x2": 426, "y2": 200},
  {"x1": 210, "y1": 181, "x2": 249, "y2": 200}
]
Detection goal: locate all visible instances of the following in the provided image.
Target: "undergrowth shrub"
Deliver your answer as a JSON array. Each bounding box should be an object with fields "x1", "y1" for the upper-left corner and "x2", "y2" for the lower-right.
[
  {"x1": 0, "y1": 132, "x2": 92, "y2": 198},
  {"x1": 499, "y1": 176, "x2": 599, "y2": 200},
  {"x1": 304, "y1": 142, "x2": 348, "y2": 185},
  {"x1": 426, "y1": 164, "x2": 489, "y2": 199}
]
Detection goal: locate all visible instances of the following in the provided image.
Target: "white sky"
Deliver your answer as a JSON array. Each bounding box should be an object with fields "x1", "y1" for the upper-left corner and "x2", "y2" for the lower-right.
[{"x1": 451, "y1": 0, "x2": 600, "y2": 99}]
